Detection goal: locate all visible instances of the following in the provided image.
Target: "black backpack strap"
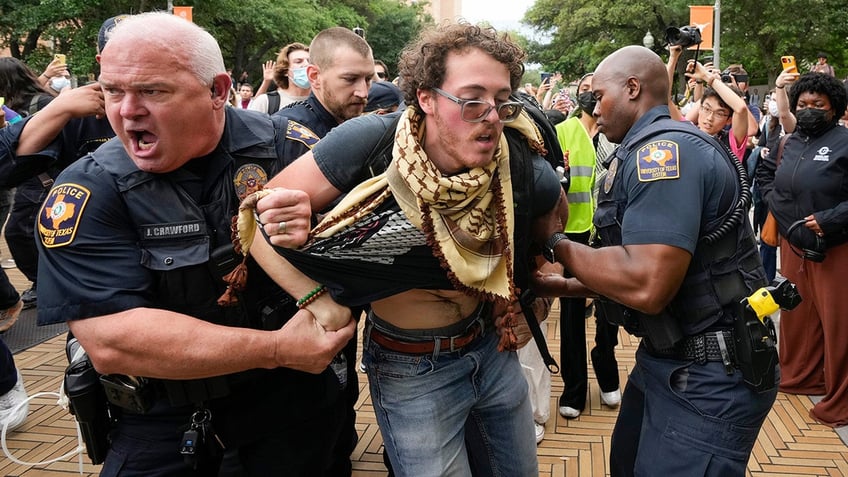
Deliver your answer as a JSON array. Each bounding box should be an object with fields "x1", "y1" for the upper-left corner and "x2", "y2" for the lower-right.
[
  {"x1": 512, "y1": 91, "x2": 568, "y2": 191},
  {"x1": 520, "y1": 290, "x2": 560, "y2": 372},
  {"x1": 505, "y1": 124, "x2": 560, "y2": 373},
  {"x1": 266, "y1": 91, "x2": 280, "y2": 114},
  {"x1": 29, "y1": 95, "x2": 42, "y2": 115}
]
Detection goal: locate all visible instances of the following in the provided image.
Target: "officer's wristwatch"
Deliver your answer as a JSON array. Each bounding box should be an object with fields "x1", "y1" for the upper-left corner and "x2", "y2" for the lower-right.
[{"x1": 543, "y1": 232, "x2": 568, "y2": 263}]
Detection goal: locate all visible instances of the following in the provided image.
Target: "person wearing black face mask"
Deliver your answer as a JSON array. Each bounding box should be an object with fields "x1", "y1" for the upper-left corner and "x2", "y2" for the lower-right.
[
  {"x1": 552, "y1": 72, "x2": 622, "y2": 420},
  {"x1": 756, "y1": 71, "x2": 848, "y2": 428}
]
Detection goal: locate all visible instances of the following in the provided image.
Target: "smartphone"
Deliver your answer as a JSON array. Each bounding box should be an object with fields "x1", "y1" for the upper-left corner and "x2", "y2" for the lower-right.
[
  {"x1": 780, "y1": 56, "x2": 797, "y2": 74},
  {"x1": 540, "y1": 72, "x2": 552, "y2": 84},
  {"x1": 54, "y1": 53, "x2": 66, "y2": 65}
]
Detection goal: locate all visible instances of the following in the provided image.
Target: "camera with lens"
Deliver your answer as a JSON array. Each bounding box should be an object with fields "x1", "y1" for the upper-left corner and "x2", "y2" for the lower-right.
[
  {"x1": 665, "y1": 25, "x2": 702, "y2": 48},
  {"x1": 721, "y1": 72, "x2": 733, "y2": 83}
]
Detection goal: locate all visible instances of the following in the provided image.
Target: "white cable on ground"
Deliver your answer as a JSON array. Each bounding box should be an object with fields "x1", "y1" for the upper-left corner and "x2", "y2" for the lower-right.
[{"x1": 1, "y1": 390, "x2": 87, "y2": 475}]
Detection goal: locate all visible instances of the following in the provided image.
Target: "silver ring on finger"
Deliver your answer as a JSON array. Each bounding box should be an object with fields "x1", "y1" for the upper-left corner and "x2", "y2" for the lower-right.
[{"x1": 277, "y1": 221, "x2": 287, "y2": 235}]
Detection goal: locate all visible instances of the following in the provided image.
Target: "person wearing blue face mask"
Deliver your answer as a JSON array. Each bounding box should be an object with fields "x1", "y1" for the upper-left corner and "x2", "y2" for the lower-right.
[{"x1": 249, "y1": 42, "x2": 311, "y2": 115}]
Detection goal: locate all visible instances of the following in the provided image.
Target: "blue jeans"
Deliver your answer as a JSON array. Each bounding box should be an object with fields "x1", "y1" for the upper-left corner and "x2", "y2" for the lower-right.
[
  {"x1": 610, "y1": 345, "x2": 778, "y2": 477},
  {"x1": 363, "y1": 322, "x2": 538, "y2": 477},
  {"x1": 759, "y1": 243, "x2": 777, "y2": 282}
]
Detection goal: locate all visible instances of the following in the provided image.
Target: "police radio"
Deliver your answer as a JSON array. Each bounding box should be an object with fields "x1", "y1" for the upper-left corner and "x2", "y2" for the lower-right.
[{"x1": 735, "y1": 278, "x2": 801, "y2": 392}]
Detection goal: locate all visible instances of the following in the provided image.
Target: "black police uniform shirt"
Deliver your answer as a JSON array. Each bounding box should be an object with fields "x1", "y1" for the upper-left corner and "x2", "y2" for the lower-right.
[
  {"x1": 273, "y1": 93, "x2": 340, "y2": 163},
  {"x1": 596, "y1": 106, "x2": 738, "y2": 255},
  {"x1": 274, "y1": 112, "x2": 562, "y2": 305},
  {"x1": 34, "y1": 107, "x2": 346, "y2": 445},
  {"x1": 35, "y1": 108, "x2": 287, "y2": 325}
]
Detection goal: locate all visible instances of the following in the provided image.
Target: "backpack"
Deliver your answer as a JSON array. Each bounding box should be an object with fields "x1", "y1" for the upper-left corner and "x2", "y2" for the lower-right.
[
  {"x1": 361, "y1": 94, "x2": 564, "y2": 369},
  {"x1": 266, "y1": 91, "x2": 280, "y2": 114}
]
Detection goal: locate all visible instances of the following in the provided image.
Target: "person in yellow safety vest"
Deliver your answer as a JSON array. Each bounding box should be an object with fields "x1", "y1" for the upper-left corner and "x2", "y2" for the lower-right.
[{"x1": 553, "y1": 73, "x2": 622, "y2": 419}]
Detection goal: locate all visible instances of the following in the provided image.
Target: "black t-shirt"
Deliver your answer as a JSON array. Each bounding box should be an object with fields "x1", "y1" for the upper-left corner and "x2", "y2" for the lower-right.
[{"x1": 279, "y1": 113, "x2": 562, "y2": 306}]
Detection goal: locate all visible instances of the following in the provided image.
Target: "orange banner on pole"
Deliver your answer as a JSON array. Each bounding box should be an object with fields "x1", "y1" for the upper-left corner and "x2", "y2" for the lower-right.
[
  {"x1": 689, "y1": 5, "x2": 713, "y2": 50},
  {"x1": 173, "y1": 6, "x2": 193, "y2": 22}
]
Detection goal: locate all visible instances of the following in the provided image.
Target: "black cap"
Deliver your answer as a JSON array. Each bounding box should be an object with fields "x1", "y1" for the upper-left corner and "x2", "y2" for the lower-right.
[
  {"x1": 365, "y1": 81, "x2": 404, "y2": 113},
  {"x1": 97, "y1": 15, "x2": 130, "y2": 52}
]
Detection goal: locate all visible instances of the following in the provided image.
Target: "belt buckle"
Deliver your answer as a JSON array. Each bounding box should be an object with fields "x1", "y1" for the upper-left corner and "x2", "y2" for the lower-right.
[
  {"x1": 715, "y1": 331, "x2": 735, "y2": 375},
  {"x1": 448, "y1": 320, "x2": 480, "y2": 353},
  {"x1": 448, "y1": 335, "x2": 459, "y2": 352}
]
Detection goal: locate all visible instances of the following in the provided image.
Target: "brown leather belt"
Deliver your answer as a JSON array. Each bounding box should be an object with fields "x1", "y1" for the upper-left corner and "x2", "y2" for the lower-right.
[{"x1": 368, "y1": 321, "x2": 483, "y2": 354}]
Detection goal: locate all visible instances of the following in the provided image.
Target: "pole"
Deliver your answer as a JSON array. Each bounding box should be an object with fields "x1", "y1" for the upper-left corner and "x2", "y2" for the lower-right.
[{"x1": 713, "y1": 0, "x2": 721, "y2": 68}]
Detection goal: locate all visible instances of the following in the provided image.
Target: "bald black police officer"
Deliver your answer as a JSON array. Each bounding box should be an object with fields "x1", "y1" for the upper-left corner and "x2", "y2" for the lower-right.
[{"x1": 537, "y1": 46, "x2": 776, "y2": 476}]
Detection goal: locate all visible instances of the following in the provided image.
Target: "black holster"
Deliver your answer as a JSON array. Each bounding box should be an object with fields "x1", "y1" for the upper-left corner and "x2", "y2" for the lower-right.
[
  {"x1": 733, "y1": 303, "x2": 778, "y2": 393},
  {"x1": 64, "y1": 339, "x2": 112, "y2": 465}
]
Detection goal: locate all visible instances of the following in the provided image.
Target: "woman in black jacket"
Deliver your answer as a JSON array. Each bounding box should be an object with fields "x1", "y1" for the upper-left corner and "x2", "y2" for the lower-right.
[{"x1": 757, "y1": 72, "x2": 848, "y2": 428}]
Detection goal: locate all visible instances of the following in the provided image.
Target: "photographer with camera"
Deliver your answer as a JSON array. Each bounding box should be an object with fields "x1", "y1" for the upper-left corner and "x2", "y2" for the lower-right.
[
  {"x1": 683, "y1": 59, "x2": 756, "y2": 161},
  {"x1": 756, "y1": 72, "x2": 848, "y2": 428}
]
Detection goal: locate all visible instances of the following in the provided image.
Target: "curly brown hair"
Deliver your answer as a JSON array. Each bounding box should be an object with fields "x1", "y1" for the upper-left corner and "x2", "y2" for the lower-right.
[
  {"x1": 273, "y1": 42, "x2": 309, "y2": 89},
  {"x1": 397, "y1": 22, "x2": 526, "y2": 109}
]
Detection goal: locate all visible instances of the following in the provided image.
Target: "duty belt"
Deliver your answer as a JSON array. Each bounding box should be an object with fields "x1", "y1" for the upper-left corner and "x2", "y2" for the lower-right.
[
  {"x1": 644, "y1": 329, "x2": 737, "y2": 367},
  {"x1": 368, "y1": 320, "x2": 483, "y2": 355}
]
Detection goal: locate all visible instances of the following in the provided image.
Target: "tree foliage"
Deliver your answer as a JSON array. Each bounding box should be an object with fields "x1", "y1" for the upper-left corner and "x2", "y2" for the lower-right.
[
  {"x1": 718, "y1": 0, "x2": 848, "y2": 84},
  {"x1": 522, "y1": 0, "x2": 693, "y2": 81},
  {"x1": 522, "y1": 0, "x2": 848, "y2": 87},
  {"x1": 0, "y1": 0, "x2": 428, "y2": 87}
]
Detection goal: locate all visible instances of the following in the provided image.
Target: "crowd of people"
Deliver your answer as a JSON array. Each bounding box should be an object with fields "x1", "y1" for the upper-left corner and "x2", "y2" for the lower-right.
[{"x1": 0, "y1": 10, "x2": 846, "y2": 477}]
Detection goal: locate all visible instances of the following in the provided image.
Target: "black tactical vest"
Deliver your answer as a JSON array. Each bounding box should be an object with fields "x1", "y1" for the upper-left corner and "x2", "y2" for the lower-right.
[
  {"x1": 90, "y1": 111, "x2": 294, "y2": 404},
  {"x1": 594, "y1": 118, "x2": 767, "y2": 341}
]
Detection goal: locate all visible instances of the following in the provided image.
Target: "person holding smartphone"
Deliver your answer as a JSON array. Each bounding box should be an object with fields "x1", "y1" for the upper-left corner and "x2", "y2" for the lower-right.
[{"x1": 684, "y1": 60, "x2": 755, "y2": 162}]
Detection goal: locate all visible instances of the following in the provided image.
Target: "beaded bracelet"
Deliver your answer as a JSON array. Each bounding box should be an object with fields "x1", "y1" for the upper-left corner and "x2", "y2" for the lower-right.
[{"x1": 296, "y1": 284, "x2": 327, "y2": 309}]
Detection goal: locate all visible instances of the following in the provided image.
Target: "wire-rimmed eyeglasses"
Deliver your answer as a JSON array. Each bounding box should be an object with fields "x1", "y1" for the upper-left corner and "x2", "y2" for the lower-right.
[{"x1": 431, "y1": 87, "x2": 524, "y2": 123}]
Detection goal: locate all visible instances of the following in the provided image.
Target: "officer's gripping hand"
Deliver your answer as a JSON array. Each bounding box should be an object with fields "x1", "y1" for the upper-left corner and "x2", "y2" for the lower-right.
[
  {"x1": 274, "y1": 308, "x2": 355, "y2": 374},
  {"x1": 529, "y1": 258, "x2": 569, "y2": 298},
  {"x1": 306, "y1": 293, "x2": 353, "y2": 332},
  {"x1": 255, "y1": 187, "x2": 312, "y2": 248}
]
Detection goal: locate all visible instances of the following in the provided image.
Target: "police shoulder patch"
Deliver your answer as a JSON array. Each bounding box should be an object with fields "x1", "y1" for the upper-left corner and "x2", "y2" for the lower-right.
[
  {"x1": 286, "y1": 120, "x2": 320, "y2": 149},
  {"x1": 38, "y1": 183, "x2": 91, "y2": 248},
  {"x1": 636, "y1": 140, "x2": 680, "y2": 182}
]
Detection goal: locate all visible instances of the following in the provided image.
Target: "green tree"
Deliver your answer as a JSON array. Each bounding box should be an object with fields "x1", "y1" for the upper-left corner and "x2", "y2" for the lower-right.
[
  {"x1": 358, "y1": 0, "x2": 432, "y2": 78},
  {"x1": 522, "y1": 0, "x2": 695, "y2": 81},
  {"x1": 718, "y1": 0, "x2": 848, "y2": 85},
  {"x1": 521, "y1": 0, "x2": 848, "y2": 88},
  {"x1": 0, "y1": 0, "x2": 429, "y2": 87}
]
